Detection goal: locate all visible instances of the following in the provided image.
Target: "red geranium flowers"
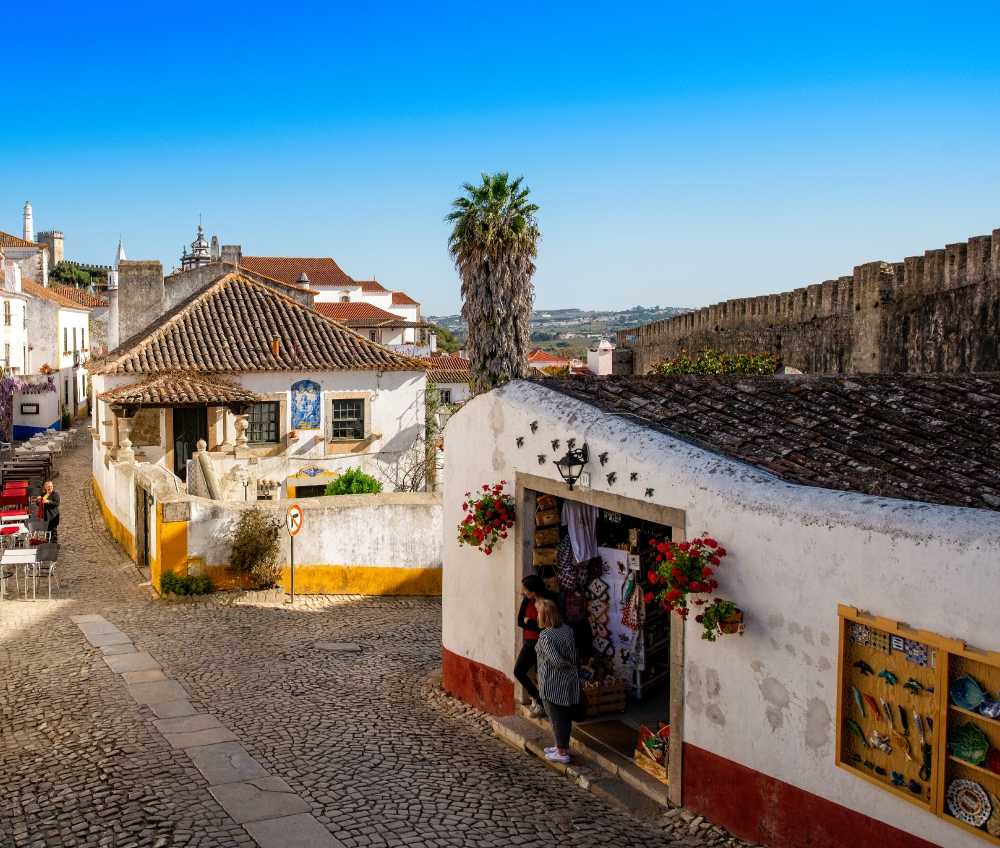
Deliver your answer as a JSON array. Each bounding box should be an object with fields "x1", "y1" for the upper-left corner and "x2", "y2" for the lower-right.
[
  {"x1": 648, "y1": 535, "x2": 727, "y2": 620},
  {"x1": 457, "y1": 482, "x2": 516, "y2": 555}
]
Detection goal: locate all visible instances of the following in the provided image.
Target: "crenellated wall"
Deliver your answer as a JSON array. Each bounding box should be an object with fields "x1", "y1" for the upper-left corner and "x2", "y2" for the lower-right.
[{"x1": 618, "y1": 229, "x2": 1000, "y2": 374}]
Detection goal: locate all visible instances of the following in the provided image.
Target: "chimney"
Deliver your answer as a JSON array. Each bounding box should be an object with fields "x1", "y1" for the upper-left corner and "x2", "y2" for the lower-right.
[
  {"x1": 116, "y1": 260, "x2": 165, "y2": 345},
  {"x1": 221, "y1": 245, "x2": 242, "y2": 266},
  {"x1": 210, "y1": 236, "x2": 220, "y2": 262},
  {"x1": 296, "y1": 272, "x2": 310, "y2": 289},
  {"x1": 4, "y1": 261, "x2": 22, "y2": 294},
  {"x1": 429, "y1": 332, "x2": 437, "y2": 353},
  {"x1": 271, "y1": 339, "x2": 280, "y2": 357}
]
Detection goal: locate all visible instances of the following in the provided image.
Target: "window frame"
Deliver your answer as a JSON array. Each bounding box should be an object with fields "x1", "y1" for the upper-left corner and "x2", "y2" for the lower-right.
[
  {"x1": 3, "y1": 301, "x2": 10, "y2": 326},
  {"x1": 330, "y1": 398, "x2": 365, "y2": 441},
  {"x1": 247, "y1": 401, "x2": 280, "y2": 444}
]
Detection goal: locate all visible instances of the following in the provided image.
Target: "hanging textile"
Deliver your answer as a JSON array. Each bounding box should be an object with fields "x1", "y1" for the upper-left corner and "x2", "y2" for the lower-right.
[{"x1": 561, "y1": 500, "x2": 599, "y2": 562}]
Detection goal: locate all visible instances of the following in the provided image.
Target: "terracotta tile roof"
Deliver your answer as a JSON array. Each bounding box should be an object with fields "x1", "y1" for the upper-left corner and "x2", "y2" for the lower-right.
[
  {"x1": 427, "y1": 355, "x2": 469, "y2": 371},
  {"x1": 353, "y1": 279, "x2": 390, "y2": 293},
  {"x1": 0, "y1": 231, "x2": 38, "y2": 249},
  {"x1": 315, "y1": 302, "x2": 400, "y2": 324},
  {"x1": 98, "y1": 372, "x2": 260, "y2": 407},
  {"x1": 528, "y1": 349, "x2": 570, "y2": 365},
  {"x1": 392, "y1": 291, "x2": 419, "y2": 306},
  {"x1": 538, "y1": 373, "x2": 1000, "y2": 512},
  {"x1": 52, "y1": 287, "x2": 107, "y2": 308},
  {"x1": 22, "y1": 279, "x2": 93, "y2": 311},
  {"x1": 428, "y1": 370, "x2": 472, "y2": 385},
  {"x1": 89, "y1": 272, "x2": 426, "y2": 375},
  {"x1": 239, "y1": 256, "x2": 354, "y2": 290}
]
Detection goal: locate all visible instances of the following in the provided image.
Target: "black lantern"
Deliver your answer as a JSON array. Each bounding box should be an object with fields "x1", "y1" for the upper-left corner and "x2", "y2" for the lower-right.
[{"x1": 555, "y1": 443, "x2": 589, "y2": 490}]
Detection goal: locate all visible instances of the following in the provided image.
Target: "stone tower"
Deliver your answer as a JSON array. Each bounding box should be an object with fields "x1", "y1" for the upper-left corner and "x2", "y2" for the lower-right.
[
  {"x1": 37, "y1": 231, "x2": 64, "y2": 266},
  {"x1": 108, "y1": 238, "x2": 126, "y2": 290},
  {"x1": 22, "y1": 201, "x2": 33, "y2": 242}
]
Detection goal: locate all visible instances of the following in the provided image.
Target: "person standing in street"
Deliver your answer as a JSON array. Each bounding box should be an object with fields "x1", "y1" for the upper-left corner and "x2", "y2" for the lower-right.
[
  {"x1": 514, "y1": 575, "x2": 551, "y2": 718},
  {"x1": 535, "y1": 598, "x2": 580, "y2": 764},
  {"x1": 39, "y1": 481, "x2": 59, "y2": 542}
]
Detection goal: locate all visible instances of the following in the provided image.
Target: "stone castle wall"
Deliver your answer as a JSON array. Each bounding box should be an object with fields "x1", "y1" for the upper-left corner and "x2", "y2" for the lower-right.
[{"x1": 617, "y1": 229, "x2": 1000, "y2": 374}]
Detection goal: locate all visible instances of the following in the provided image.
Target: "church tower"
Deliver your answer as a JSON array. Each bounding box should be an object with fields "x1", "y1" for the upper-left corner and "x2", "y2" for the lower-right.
[
  {"x1": 181, "y1": 223, "x2": 212, "y2": 271},
  {"x1": 108, "y1": 238, "x2": 126, "y2": 289},
  {"x1": 22, "y1": 201, "x2": 33, "y2": 242}
]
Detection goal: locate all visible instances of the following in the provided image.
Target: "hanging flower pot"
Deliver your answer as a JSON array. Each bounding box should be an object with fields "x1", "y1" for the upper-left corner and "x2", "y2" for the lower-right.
[
  {"x1": 457, "y1": 482, "x2": 515, "y2": 555},
  {"x1": 717, "y1": 609, "x2": 744, "y2": 635},
  {"x1": 696, "y1": 598, "x2": 745, "y2": 642}
]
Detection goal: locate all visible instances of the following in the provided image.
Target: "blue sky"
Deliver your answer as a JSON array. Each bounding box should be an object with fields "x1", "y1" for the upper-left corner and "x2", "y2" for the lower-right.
[{"x1": 4, "y1": 2, "x2": 999, "y2": 316}]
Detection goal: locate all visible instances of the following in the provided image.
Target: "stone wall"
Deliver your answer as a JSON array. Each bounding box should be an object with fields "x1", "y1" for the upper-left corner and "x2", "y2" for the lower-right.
[{"x1": 617, "y1": 229, "x2": 1000, "y2": 374}]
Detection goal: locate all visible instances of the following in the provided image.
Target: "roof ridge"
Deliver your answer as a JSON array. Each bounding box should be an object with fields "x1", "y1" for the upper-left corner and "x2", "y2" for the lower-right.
[{"x1": 93, "y1": 272, "x2": 427, "y2": 374}]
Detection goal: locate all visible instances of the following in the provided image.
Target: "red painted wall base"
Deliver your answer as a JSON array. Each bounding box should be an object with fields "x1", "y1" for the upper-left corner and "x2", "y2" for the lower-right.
[
  {"x1": 683, "y1": 743, "x2": 943, "y2": 848},
  {"x1": 442, "y1": 645, "x2": 515, "y2": 716}
]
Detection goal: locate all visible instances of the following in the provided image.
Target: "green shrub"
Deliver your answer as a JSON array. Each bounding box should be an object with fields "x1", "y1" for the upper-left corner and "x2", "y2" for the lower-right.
[
  {"x1": 160, "y1": 570, "x2": 213, "y2": 595},
  {"x1": 650, "y1": 347, "x2": 778, "y2": 376},
  {"x1": 228, "y1": 507, "x2": 283, "y2": 589},
  {"x1": 324, "y1": 467, "x2": 383, "y2": 496}
]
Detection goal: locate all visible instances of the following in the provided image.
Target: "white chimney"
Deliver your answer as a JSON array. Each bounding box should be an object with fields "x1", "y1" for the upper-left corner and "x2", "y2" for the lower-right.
[
  {"x1": 4, "y1": 261, "x2": 22, "y2": 294},
  {"x1": 429, "y1": 332, "x2": 437, "y2": 353}
]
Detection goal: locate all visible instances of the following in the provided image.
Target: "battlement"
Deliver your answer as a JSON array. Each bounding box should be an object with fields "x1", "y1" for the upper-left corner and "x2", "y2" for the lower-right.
[{"x1": 619, "y1": 229, "x2": 1000, "y2": 345}]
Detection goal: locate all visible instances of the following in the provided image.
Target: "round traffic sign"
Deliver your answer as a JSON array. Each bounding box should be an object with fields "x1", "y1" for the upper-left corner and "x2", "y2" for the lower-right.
[{"x1": 286, "y1": 504, "x2": 303, "y2": 536}]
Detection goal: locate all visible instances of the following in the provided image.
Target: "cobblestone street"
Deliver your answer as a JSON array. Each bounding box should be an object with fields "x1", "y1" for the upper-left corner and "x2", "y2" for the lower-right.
[{"x1": 0, "y1": 436, "x2": 736, "y2": 848}]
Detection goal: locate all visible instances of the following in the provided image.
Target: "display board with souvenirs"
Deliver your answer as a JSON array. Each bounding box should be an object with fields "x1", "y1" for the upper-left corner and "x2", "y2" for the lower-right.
[
  {"x1": 531, "y1": 493, "x2": 672, "y2": 704},
  {"x1": 838, "y1": 605, "x2": 1000, "y2": 843}
]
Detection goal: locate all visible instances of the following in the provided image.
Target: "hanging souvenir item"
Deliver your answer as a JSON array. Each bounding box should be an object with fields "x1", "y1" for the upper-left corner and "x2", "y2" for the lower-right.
[
  {"x1": 620, "y1": 571, "x2": 644, "y2": 630},
  {"x1": 588, "y1": 598, "x2": 609, "y2": 619},
  {"x1": 852, "y1": 687, "x2": 866, "y2": 718},
  {"x1": 947, "y1": 779, "x2": 992, "y2": 828},
  {"x1": 844, "y1": 719, "x2": 867, "y2": 746},
  {"x1": 877, "y1": 669, "x2": 898, "y2": 685},
  {"x1": 949, "y1": 722, "x2": 989, "y2": 766},
  {"x1": 869, "y1": 731, "x2": 891, "y2": 754},
  {"x1": 587, "y1": 577, "x2": 610, "y2": 601},
  {"x1": 853, "y1": 660, "x2": 874, "y2": 676},
  {"x1": 988, "y1": 794, "x2": 1000, "y2": 837},
  {"x1": 902, "y1": 678, "x2": 924, "y2": 695},
  {"x1": 555, "y1": 536, "x2": 576, "y2": 592},
  {"x1": 870, "y1": 629, "x2": 890, "y2": 654},
  {"x1": 564, "y1": 589, "x2": 588, "y2": 623},
  {"x1": 862, "y1": 693, "x2": 881, "y2": 717},
  {"x1": 903, "y1": 639, "x2": 928, "y2": 667},
  {"x1": 848, "y1": 622, "x2": 871, "y2": 647},
  {"x1": 890, "y1": 634, "x2": 905, "y2": 653},
  {"x1": 950, "y1": 674, "x2": 986, "y2": 711},
  {"x1": 589, "y1": 620, "x2": 609, "y2": 639}
]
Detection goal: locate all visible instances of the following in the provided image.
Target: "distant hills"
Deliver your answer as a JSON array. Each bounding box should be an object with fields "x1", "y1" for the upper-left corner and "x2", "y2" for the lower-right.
[{"x1": 427, "y1": 306, "x2": 690, "y2": 359}]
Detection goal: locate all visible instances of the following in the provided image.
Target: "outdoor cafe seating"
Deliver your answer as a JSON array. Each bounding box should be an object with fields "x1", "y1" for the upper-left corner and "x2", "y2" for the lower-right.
[{"x1": 1, "y1": 542, "x2": 60, "y2": 601}]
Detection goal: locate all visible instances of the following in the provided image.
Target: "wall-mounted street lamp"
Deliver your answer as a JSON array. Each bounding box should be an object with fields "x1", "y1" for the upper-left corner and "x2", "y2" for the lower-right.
[{"x1": 555, "y1": 443, "x2": 589, "y2": 491}]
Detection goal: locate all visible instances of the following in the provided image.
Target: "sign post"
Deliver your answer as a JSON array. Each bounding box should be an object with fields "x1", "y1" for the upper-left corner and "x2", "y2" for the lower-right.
[{"x1": 285, "y1": 504, "x2": 303, "y2": 605}]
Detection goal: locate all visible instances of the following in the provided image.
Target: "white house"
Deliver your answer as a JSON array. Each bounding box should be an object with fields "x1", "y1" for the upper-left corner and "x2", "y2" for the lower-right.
[
  {"x1": 90, "y1": 263, "x2": 427, "y2": 501},
  {"x1": 441, "y1": 373, "x2": 1000, "y2": 848},
  {"x1": 239, "y1": 255, "x2": 425, "y2": 343}
]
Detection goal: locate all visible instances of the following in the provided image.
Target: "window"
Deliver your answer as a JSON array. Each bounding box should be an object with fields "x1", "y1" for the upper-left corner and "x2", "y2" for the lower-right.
[
  {"x1": 440, "y1": 388, "x2": 452, "y2": 404},
  {"x1": 294, "y1": 484, "x2": 327, "y2": 498},
  {"x1": 331, "y1": 399, "x2": 364, "y2": 440},
  {"x1": 247, "y1": 402, "x2": 280, "y2": 443},
  {"x1": 63, "y1": 328, "x2": 68, "y2": 353},
  {"x1": 73, "y1": 328, "x2": 77, "y2": 352},
  {"x1": 3, "y1": 344, "x2": 9, "y2": 365},
  {"x1": 370, "y1": 331, "x2": 378, "y2": 342},
  {"x1": 3, "y1": 301, "x2": 9, "y2": 326},
  {"x1": 82, "y1": 327, "x2": 86, "y2": 350},
  {"x1": 339, "y1": 291, "x2": 350, "y2": 303}
]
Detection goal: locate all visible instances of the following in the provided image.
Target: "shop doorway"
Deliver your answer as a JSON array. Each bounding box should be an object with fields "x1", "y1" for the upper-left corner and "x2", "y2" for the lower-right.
[
  {"x1": 173, "y1": 408, "x2": 207, "y2": 481},
  {"x1": 519, "y1": 481, "x2": 682, "y2": 795}
]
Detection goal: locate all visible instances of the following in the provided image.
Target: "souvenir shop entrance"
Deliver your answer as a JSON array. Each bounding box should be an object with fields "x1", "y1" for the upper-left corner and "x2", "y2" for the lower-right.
[{"x1": 515, "y1": 472, "x2": 686, "y2": 800}]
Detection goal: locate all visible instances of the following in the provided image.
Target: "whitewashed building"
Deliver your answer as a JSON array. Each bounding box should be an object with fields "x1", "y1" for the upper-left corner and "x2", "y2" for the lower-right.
[{"x1": 442, "y1": 373, "x2": 999, "y2": 848}]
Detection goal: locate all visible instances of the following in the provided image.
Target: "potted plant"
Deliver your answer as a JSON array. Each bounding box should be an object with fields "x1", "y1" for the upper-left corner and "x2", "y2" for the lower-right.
[
  {"x1": 645, "y1": 536, "x2": 726, "y2": 621},
  {"x1": 457, "y1": 482, "x2": 515, "y2": 555},
  {"x1": 697, "y1": 598, "x2": 744, "y2": 641}
]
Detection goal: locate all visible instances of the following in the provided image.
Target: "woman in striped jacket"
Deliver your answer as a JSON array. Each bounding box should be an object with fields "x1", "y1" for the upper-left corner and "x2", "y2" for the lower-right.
[{"x1": 535, "y1": 599, "x2": 580, "y2": 764}]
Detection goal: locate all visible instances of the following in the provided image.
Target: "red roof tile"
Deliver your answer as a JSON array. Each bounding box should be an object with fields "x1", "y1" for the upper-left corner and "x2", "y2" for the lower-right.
[
  {"x1": 0, "y1": 231, "x2": 38, "y2": 249},
  {"x1": 427, "y1": 355, "x2": 469, "y2": 371},
  {"x1": 98, "y1": 372, "x2": 260, "y2": 407},
  {"x1": 539, "y1": 373, "x2": 1000, "y2": 512},
  {"x1": 353, "y1": 279, "x2": 390, "y2": 293},
  {"x1": 392, "y1": 291, "x2": 418, "y2": 306},
  {"x1": 315, "y1": 302, "x2": 399, "y2": 323},
  {"x1": 240, "y1": 256, "x2": 354, "y2": 290},
  {"x1": 22, "y1": 280, "x2": 93, "y2": 311},
  {"x1": 427, "y1": 370, "x2": 471, "y2": 385},
  {"x1": 89, "y1": 272, "x2": 425, "y2": 375},
  {"x1": 528, "y1": 350, "x2": 570, "y2": 365},
  {"x1": 51, "y1": 286, "x2": 107, "y2": 308}
]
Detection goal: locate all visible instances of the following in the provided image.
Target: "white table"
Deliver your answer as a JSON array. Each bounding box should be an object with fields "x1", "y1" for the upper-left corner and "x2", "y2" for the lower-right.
[
  {"x1": 0, "y1": 511, "x2": 28, "y2": 524},
  {"x1": 1, "y1": 548, "x2": 36, "y2": 601}
]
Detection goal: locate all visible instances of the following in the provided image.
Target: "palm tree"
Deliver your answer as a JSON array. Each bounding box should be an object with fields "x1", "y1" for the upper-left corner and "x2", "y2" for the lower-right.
[{"x1": 447, "y1": 172, "x2": 540, "y2": 394}]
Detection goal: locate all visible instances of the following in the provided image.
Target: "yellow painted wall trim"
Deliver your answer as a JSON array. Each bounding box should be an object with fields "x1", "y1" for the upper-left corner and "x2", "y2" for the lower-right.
[
  {"x1": 153, "y1": 505, "x2": 189, "y2": 593},
  {"x1": 204, "y1": 563, "x2": 442, "y2": 596},
  {"x1": 92, "y1": 476, "x2": 136, "y2": 560}
]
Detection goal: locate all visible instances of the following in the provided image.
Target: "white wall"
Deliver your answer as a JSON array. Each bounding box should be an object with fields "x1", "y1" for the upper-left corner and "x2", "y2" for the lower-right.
[{"x1": 442, "y1": 381, "x2": 1000, "y2": 848}]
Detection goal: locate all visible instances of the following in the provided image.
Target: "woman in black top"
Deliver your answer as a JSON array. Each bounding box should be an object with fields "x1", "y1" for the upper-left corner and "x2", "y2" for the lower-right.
[
  {"x1": 514, "y1": 574, "x2": 551, "y2": 718},
  {"x1": 40, "y1": 481, "x2": 59, "y2": 541}
]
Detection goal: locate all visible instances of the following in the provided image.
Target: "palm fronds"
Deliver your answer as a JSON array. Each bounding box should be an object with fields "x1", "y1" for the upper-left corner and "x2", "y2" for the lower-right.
[{"x1": 447, "y1": 172, "x2": 540, "y2": 394}]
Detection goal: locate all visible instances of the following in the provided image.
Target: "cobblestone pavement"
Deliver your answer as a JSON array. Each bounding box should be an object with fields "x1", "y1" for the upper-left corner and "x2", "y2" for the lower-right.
[{"x1": 1, "y1": 436, "x2": 749, "y2": 848}]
